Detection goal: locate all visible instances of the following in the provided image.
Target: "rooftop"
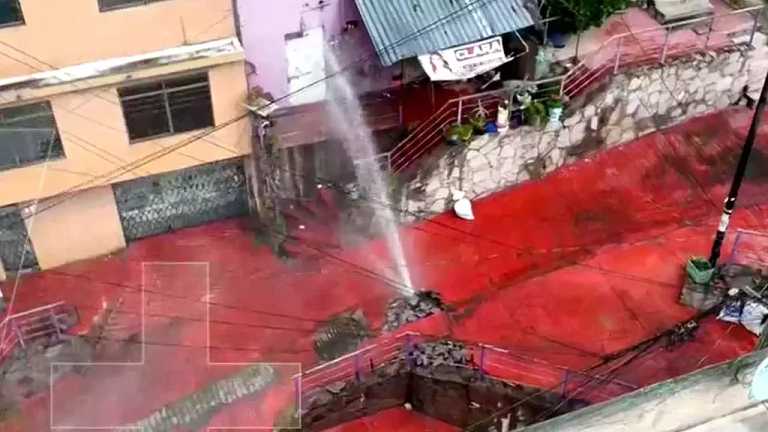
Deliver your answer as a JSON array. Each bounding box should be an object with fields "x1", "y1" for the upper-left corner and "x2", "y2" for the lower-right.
[{"x1": 355, "y1": 0, "x2": 537, "y2": 65}]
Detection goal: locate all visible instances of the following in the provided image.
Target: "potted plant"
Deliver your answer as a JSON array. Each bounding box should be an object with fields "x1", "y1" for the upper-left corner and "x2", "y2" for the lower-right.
[
  {"x1": 686, "y1": 257, "x2": 715, "y2": 285},
  {"x1": 547, "y1": 96, "x2": 564, "y2": 123},
  {"x1": 470, "y1": 112, "x2": 488, "y2": 135},
  {"x1": 515, "y1": 88, "x2": 532, "y2": 108},
  {"x1": 444, "y1": 124, "x2": 474, "y2": 146},
  {"x1": 524, "y1": 100, "x2": 547, "y2": 128}
]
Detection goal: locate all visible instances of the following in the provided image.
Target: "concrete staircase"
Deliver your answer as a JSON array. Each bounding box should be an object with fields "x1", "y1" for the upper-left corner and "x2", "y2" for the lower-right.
[{"x1": 0, "y1": 302, "x2": 79, "y2": 364}]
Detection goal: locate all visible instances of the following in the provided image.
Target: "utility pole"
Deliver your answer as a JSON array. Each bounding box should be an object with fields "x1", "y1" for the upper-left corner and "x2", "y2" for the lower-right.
[{"x1": 709, "y1": 70, "x2": 768, "y2": 267}]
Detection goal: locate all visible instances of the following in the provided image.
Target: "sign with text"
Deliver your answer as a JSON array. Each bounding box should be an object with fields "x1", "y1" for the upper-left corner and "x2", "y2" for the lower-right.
[{"x1": 418, "y1": 36, "x2": 506, "y2": 81}]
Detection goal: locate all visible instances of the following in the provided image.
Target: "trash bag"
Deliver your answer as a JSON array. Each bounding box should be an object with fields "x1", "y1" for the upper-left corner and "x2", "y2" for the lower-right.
[
  {"x1": 717, "y1": 298, "x2": 768, "y2": 335},
  {"x1": 452, "y1": 190, "x2": 474, "y2": 221}
]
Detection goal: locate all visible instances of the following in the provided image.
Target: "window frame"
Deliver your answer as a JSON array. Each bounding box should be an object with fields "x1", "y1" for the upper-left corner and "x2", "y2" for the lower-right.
[
  {"x1": 0, "y1": 0, "x2": 25, "y2": 29},
  {"x1": 118, "y1": 72, "x2": 216, "y2": 144},
  {"x1": 98, "y1": 0, "x2": 168, "y2": 13},
  {"x1": 0, "y1": 100, "x2": 66, "y2": 172}
]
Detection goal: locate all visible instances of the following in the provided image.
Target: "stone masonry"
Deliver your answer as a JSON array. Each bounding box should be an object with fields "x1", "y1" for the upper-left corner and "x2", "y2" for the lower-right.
[
  {"x1": 128, "y1": 364, "x2": 275, "y2": 431},
  {"x1": 399, "y1": 34, "x2": 768, "y2": 221}
]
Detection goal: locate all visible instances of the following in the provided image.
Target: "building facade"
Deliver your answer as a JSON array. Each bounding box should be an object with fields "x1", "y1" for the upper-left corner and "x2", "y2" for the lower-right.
[
  {"x1": 0, "y1": 0, "x2": 250, "y2": 279},
  {"x1": 234, "y1": 0, "x2": 538, "y2": 195}
]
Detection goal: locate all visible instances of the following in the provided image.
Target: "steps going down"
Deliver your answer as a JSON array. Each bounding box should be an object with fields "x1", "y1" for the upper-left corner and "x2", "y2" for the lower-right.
[{"x1": 0, "y1": 302, "x2": 79, "y2": 363}]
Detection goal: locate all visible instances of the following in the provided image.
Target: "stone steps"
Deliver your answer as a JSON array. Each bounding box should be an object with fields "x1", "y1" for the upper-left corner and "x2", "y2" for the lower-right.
[{"x1": 129, "y1": 364, "x2": 276, "y2": 431}]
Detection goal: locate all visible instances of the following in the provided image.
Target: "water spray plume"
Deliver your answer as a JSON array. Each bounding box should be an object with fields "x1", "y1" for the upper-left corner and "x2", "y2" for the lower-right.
[{"x1": 324, "y1": 47, "x2": 415, "y2": 295}]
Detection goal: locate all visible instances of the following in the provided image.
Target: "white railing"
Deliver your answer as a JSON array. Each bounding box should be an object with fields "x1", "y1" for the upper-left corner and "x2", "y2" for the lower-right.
[
  {"x1": 372, "y1": 5, "x2": 763, "y2": 175},
  {"x1": 561, "y1": 5, "x2": 765, "y2": 98},
  {"x1": 384, "y1": 77, "x2": 563, "y2": 173},
  {"x1": 0, "y1": 301, "x2": 79, "y2": 363},
  {"x1": 293, "y1": 331, "x2": 637, "y2": 408}
]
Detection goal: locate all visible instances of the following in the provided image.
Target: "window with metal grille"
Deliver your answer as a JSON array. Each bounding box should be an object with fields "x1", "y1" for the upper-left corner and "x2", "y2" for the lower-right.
[
  {"x1": 118, "y1": 73, "x2": 215, "y2": 142},
  {"x1": 98, "y1": 0, "x2": 167, "y2": 12},
  {"x1": 0, "y1": 102, "x2": 65, "y2": 172},
  {"x1": 0, "y1": 0, "x2": 23, "y2": 27}
]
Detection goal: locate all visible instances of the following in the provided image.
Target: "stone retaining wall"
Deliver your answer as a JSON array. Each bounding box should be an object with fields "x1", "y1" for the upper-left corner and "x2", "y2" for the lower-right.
[
  {"x1": 398, "y1": 35, "x2": 768, "y2": 221},
  {"x1": 301, "y1": 362, "x2": 571, "y2": 431}
]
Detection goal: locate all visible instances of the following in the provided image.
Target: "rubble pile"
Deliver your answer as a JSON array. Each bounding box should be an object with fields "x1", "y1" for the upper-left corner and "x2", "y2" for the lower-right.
[
  {"x1": 383, "y1": 291, "x2": 445, "y2": 332},
  {"x1": 405, "y1": 340, "x2": 470, "y2": 369},
  {"x1": 313, "y1": 310, "x2": 369, "y2": 361}
]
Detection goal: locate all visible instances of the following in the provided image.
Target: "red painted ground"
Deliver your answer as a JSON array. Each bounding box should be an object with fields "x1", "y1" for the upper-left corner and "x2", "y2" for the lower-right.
[
  {"x1": 325, "y1": 408, "x2": 459, "y2": 432},
  {"x1": 3, "y1": 108, "x2": 768, "y2": 431}
]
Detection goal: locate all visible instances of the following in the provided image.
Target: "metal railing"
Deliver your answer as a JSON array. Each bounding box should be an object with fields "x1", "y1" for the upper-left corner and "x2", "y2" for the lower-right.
[
  {"x1": 353, "y1": 152, "x2": 392, "y2": 173},
  {"x1": 294, "y1": 331, "x2": 637, "y2": 408},
  {"x1": 561, "y1": 5, "x2": 765, "y2": 99},
  {"x1": 376, "y1": 5, "x2": 763, "y2": 175},
  {"x1": 0, "y1": 301, "x2": 79, "y2": 363},
  {"x1": 728, "y1": 229, "x2": 768, "y2": 270},
  {"x1": 386, "y1": 77, "x2": 563, "y2": 174}
]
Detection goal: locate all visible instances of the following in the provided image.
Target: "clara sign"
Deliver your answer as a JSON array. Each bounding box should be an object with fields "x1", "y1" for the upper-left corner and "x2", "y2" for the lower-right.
[{"x1": 418, "y1": 36, "x2": 506, "y2": 81}]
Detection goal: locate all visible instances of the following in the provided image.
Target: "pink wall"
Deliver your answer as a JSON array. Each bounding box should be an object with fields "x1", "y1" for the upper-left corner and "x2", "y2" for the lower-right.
[{"x1": 237, "y1": 0, "x2": 394, "y2": 102}]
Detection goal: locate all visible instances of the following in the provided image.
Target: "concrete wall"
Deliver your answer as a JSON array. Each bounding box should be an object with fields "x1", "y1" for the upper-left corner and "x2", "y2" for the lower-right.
[
  {"x1": 399, "y1": 38, "x2": 768, "y2": 220},
  {"x1": 0, "y1": 60, "x2": 251, "y2": 207},
  {"x1": 236, "y1": 0, "x2": 396, "y2": 100},
  {"x1": 0, "y1": 0, "x2": 236, "y2": 78},
  {"x1": 301, "y1": 363, "x2": 567, "y2": 431},
  {"x1": 0, "y1": 0, "x2": 250, "y2": 272},
  {"x1": 521, "y1": 349, "x2": 768, "y2": 432},
  {"x1": 23, "y1": 185, "x2": 125, "y2": 269}
]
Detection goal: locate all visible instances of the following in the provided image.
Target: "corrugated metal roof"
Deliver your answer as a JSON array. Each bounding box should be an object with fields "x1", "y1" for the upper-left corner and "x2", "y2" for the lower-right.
[{"x1": 355, "y1": 0, "x2": 537, "y2": 66}]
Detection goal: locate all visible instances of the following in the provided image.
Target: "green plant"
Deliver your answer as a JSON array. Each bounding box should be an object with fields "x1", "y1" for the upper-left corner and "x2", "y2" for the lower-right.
[
  {"x1": 547, "y1": 97, "x2": 564, "y2": 110},
  {"x1": 548, "y1": 0, "x2": 631, "y2": 56},
  {"x1": 549, "y1": 0, "x2": 632, "y2": 33},
  {"x1": 445, "y1": 123, "x2": 474, "y2": 144},
  {"x1": 524, "y1": 101, "x2": 547, "y2": 127},
  {"x1": 469, "y1": 113, "x2": 487, "y2": 133}
]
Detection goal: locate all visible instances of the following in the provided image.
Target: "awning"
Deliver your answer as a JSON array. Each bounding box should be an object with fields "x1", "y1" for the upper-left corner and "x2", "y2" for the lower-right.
[{"x1": 355, "y1": 0, "x2": 537, "y2": 66}]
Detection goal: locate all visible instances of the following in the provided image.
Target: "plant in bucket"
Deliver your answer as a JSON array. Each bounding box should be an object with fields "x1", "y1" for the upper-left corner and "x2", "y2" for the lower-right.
[
  {"x1": 524, "y1": 100, "x2": 547, "y2": 128},
  {"x1": 444, "y1": 123, "x2": 474, "y2": 146},
  {"x1": 547, "y1": 96, "x2": 564, "y2": 123},
  {"x1": 470, "y1": 102, "x2": 490, "y2": 135}
]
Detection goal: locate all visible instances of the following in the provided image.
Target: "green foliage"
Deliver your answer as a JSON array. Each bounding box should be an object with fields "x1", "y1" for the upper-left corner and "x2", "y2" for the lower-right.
[
  {"x1": 546, "y1": 96, "x2": 564, "y2": 110},
  {"x1": 524, "y1": 101, "x2": 548, "y2": 127},
  {"x1": 469, "y1": 112, "x2": 487, "y2": 133},
  {"x1": 549, "y1": 0, "x2": 632, "y2": 32},
  {"x1": 445, "y1": 123, "x2": 475, "y2": 144}
]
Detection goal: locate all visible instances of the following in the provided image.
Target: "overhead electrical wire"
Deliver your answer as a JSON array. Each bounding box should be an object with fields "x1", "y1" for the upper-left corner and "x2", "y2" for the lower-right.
[
  {"x1": 0, "y1": 0, "x2": 502, "y2": 227},
  {"x1": 0, "y1": 0, "x2": 507, "y2": 319}
]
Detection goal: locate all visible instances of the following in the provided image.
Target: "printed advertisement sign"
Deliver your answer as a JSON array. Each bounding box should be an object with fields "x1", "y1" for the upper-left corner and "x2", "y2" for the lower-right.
[{"x1": 418, "y1": 36, "x2": 506, "y2": 81}]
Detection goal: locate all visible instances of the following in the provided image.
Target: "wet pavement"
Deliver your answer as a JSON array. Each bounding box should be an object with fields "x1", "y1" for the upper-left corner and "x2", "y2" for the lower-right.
[{"x1": 2, "y1": 108, "x2": 768, "y2": 430}]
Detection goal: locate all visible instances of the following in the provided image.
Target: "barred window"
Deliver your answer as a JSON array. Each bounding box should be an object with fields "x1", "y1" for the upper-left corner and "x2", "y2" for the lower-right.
[
  {"x1": 0, "y1": 0, "x2": 23, "y2": 27},
  {"x1": 99, "y1": 0, "x2": 166, "y2": 12},
  {"x1": 0, "y1": 102, "x2": 65, "y2": 172},
  {"x1": 118, "y1": 73, "x2": 215, "y2": 142}
]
